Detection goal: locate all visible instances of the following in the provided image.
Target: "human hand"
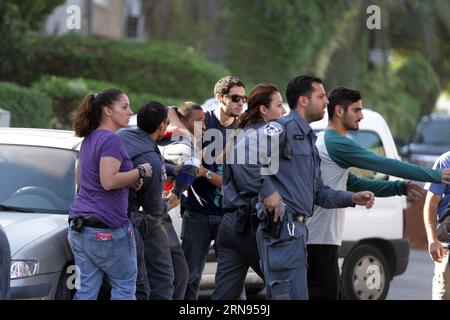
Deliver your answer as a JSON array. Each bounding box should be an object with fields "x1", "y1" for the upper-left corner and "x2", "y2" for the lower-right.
[
  {"x1": 351, "y1": 191, "x2": 375, "y2": 209},
  {"x1": 405, "y1": 181, "x2": 425, "y2": 201},
  {"x1": 441, "y1": 168, "x2": 450, "y2": 184},
  {"x1": 131, "y1": 178, "x2": 143, "y2": 191},
  {"x1": 263, "y1": 191, "x2": 282, "y2": 222},
  {"x1": 429, "y1": 240, "x2": 445, "y2": 263},
  {"x1": 140, "y1": 163, "x2": 152, "y2": 177},
  {"x1": 163, "y1": 190, "x2": 180, "y2": 209}
]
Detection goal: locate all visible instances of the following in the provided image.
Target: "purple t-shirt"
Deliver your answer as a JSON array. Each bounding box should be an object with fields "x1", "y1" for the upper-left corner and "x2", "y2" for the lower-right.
[{"x1": 70, "y1": 129, "x2": 133, "y2": 228}]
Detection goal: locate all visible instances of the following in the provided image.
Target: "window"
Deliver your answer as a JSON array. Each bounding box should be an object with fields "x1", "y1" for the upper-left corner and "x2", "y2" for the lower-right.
[
  {"x1": 348, "y1": 130, "x2": 387, "y2": 180},
  {"x1": 0, "y1": 145, "x2": 78, "y2": 213},
  {"x1": 314, "y1": 130, "x2": 387, "y2": 180},
  {"x1": 412, "y1": 118, "x2": 450, "y2": 146},
  {"x1": 125, "y1": 16, "x2": 139, "y2": 38},
  {"x1": 93, "y1": 0, "x2": 111, "y2": 7}
]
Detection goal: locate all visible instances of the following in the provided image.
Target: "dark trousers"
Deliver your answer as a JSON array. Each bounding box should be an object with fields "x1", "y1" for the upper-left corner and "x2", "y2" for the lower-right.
[
  {"x1": 181, "y1": 210, "x2": 222, "y2": 300},
  {"x1": 170, "y1": 244, "x2": 189, "y2": 300},
  {"x1": 212, "y1": 212, "x2": 263, "y2": 300},
  {"x1": 307, "y1": 244, "x2": 340, "y2": 300},
  {"x1": 164, "y1": 213, "x2": 189, "y2": 300},
  {"x1": 131, "y1": 211, "x2": 174, "y2": 300},
  {"x1": 0, "y1": 226, "x2": 11, "y2": 300}
]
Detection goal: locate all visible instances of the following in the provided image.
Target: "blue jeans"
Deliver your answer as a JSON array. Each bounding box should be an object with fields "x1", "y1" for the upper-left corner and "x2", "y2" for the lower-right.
[
  {"x1": 68, "y1": 222, "x2": 137, "y2": 300},
  {"x1": 181, "y1": 210, "x2": 222, "y2": 300}
]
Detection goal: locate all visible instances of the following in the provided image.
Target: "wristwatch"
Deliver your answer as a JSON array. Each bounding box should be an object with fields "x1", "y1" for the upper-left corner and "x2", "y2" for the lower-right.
[
  {"x1": 137, "y1": 165, "x2": 146, "y2": 179},
  {"x1": 205, "y1": 170, "x2": 213, "y2": 181}
]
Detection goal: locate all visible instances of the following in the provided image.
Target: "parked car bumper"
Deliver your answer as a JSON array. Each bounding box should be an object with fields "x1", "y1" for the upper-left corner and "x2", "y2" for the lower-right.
[
  {"x1": 10, "y1": 272, "x2": 60, "y2": 300},
  {"x1": 390, "y1": 239, "x2": 410, "y2": 276}
]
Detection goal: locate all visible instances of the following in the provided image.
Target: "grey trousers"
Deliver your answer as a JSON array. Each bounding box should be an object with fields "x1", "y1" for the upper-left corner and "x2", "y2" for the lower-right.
[{"x1": 256, "y1": 214, "x2": 308, "y2": 300}]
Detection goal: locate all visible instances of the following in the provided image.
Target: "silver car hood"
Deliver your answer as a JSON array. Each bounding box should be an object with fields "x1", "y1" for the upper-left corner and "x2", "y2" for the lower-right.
[{"x1": 0, "y1": 212, "x2": 68, "y2": 256}]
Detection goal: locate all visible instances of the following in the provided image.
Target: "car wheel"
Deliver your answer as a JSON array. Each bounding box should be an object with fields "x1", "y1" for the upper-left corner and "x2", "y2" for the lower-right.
[
  {"x1": 55, "y1": 267, "x2": 75, "y2": 300},
  {"x1": 341, "y1": 244, "x2": 391, "y2": 300}
]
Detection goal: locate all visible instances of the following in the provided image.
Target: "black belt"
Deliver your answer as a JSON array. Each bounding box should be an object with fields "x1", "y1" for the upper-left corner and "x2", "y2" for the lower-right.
[{"x1": 70, "y1": 215, "x2": 110, "y2": 229}]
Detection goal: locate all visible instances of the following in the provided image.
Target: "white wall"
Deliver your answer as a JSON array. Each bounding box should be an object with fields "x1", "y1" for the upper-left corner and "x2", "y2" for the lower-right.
[{"x1": 0, "y1": 109, "x2": 11, "y2": 127}]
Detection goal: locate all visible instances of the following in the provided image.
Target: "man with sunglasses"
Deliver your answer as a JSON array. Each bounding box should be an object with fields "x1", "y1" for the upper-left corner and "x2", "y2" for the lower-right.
[{"x1": 181, "y1": 76, "x2": 246, "y2": 300}]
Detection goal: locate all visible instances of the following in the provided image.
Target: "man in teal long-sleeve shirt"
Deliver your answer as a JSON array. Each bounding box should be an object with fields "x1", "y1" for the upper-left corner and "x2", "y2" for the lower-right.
[{"x1": 307, "y1": 86, "x2": 450, "y2": 300}]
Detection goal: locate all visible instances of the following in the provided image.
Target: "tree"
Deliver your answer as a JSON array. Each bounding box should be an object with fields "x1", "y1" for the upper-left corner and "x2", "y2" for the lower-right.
[
  {"x1": 0, "y1": 1, "x2": 65, "y2": 30},
  {"x1": 0, "y1": 0, "x2": 64, "y2": 84},
  {"x1": 141, "y1": 0, "x2": 226, "y2": 62}
]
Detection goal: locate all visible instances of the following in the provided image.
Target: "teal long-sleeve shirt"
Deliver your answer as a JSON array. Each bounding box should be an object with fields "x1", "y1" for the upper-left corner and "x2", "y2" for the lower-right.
[{"x1": 324, "y1": 129, "x2": 442, "y2": 196}]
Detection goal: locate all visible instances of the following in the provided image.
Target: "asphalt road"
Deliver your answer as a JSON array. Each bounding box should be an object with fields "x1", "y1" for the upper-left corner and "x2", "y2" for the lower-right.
[
  {"x1": 387, "y1": 249, "x2": 434, "y2": 300},
  {"x1": 199, "y1": 249, "x2": 435, "y2": 300}
]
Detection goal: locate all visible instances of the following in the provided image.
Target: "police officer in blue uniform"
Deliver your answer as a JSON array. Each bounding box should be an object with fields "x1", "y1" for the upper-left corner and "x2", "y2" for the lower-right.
[
  {"x1": 249, "y1": 76, "x2": 375, "y2": 300},
  {"x1": 212, "y1": 83, "x2": 286, "y2": 299}
]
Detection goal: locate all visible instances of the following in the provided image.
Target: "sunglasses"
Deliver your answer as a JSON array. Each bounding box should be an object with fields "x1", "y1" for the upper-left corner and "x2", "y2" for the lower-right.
[{"x1": 224, "y1": 94, "x2": 247, "y2": 103}]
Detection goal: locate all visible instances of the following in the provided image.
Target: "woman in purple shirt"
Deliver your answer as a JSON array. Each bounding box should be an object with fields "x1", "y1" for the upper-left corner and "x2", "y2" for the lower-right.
[{"x1": 69, "y1": 89, "x2": 151, "y2": 300}]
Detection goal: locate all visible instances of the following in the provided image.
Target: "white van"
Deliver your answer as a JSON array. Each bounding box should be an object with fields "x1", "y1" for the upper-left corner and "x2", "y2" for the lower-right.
[{"x1": 169, "y1": 107, "x2": 409, "y2": 300}]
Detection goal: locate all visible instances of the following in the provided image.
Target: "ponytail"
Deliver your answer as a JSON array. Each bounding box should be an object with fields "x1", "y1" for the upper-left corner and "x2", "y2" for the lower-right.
[{"x1": 73, "y1": 88, "x2": 124, "y2": 137}]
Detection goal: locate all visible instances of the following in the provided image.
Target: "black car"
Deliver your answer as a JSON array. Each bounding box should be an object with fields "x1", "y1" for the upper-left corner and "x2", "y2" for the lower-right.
[{"x1": 400, "y1": 113, "x2": 450, "y2": 168}]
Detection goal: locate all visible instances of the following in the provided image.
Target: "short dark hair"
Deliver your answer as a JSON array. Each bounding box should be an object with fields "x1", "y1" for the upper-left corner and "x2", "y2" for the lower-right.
[
  {"x1": 327, "y1": 87, "x2": 362, "y2": 120},
  {"x1": 175, "y1": 101, "x2": 203, "y2": 119},
  {"x1": 285, "y1": 75, "x2": 323, "y2": 110},
  {"x1": 213, "y1": 76, "x2": 245, "y2": 95},
  {"x1": 137, "y1": 101, "x2": 168, "y2": 134}
]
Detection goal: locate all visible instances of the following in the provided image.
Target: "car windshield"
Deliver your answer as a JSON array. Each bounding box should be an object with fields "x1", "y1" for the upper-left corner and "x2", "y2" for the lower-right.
[
  {"x1": 0, "y1": 145, "x2": 77, "y2": 214},
  {"x1": 412, "y1": 119, "x2": 450, "y2": 145}
]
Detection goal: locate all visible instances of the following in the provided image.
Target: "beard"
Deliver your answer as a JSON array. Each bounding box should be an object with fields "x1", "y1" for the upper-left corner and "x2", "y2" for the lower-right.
[
  {"x1": 343, "y1": 114, "x2": 359, "y2": 131},
  {"x1": 307, "y1": 106, "x2": 325, "y2": 122},
  {"x1": 226, "y1": 109, "x2": 241, "y2": 117}
]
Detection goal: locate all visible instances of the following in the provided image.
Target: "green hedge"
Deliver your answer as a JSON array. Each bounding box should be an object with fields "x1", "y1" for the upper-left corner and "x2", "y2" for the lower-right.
[
  {"x1": 32, "y1": 76, "x2": 184, "y2": 129},
  {"x1": 0, "y1": 81, "x2": 53, "y2": 128},
  {"x1": 396, "y1": 53, "x2": 441, "y2": 118},
  {"x1": 30, "y1": 34, "x2": 229, "y2": 102}
]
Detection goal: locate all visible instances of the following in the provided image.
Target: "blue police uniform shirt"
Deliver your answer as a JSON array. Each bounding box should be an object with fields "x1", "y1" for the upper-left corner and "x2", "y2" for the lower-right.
[
  {"x1": 257, "y1": 111, "x2": 354, "y2": 217},
  {"x1": 182, "y1": 110, "x2": 237, "y2": 215},
  {"x1": 222, "y1": 122, "x2": 267, "y2": 211}
]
